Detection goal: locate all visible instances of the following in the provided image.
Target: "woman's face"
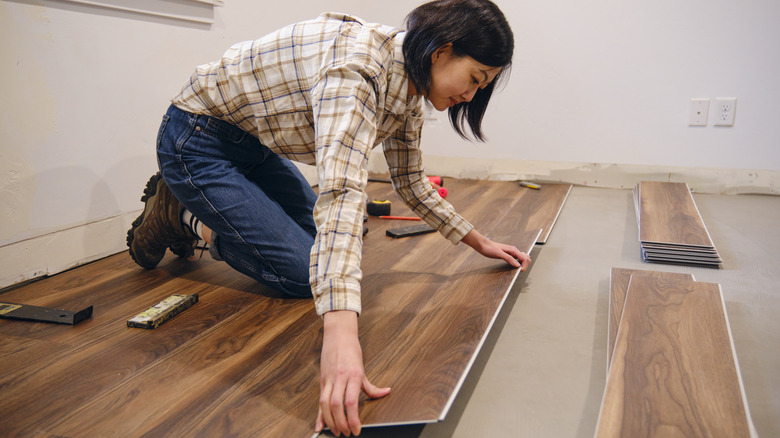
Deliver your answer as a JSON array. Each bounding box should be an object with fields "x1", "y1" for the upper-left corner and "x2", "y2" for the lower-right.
[{"x1": 425, "y1": 43, "x2": 502, "y2": 111}]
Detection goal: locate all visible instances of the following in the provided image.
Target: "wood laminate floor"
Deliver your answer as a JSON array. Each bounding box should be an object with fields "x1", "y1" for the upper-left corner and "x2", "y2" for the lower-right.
[
  {"x1": 2, "y1": 185, "x2": 778, "y2": 438},
  {"x1": 606, "y1": 268, "x2": 693, "y2": 370},
  {"x1": 377, "y1": 187, "x2": 778, "y2": 438},
  {"x1": 0, "y1": 178, "x2": 567, "y2": 437},
  {"x1": 596, "y1": 274, "x2": 753, "y2": 437}
]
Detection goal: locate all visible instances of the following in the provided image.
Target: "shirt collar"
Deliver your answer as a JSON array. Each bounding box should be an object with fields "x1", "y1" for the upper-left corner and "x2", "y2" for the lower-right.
[{"x1": 387, "y1": 32, "x2": 421, "y2": 115}]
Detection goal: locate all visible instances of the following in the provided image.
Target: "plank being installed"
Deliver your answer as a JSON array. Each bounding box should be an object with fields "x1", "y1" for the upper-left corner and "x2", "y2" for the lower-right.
[
  {"x1": 596, "y1": 274, "x2": 756, "y2": 438},
  {"x1": 0, "y1": 178, "x2": 547, "y2": 437},
  {"x1": 514, "y1": 183, "x2": 572, "y2": 244}
]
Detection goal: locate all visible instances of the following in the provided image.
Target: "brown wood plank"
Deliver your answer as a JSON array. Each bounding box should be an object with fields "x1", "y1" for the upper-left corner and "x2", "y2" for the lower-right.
[
  {"x1": 607, "y1": 268, "x2": 693, "y2": 370},
  {"x1": 45, "y1": 296, "x2": 316, "y2": 437},
  {"x1": 0, "y1": 178, "x2": 544, "y2": 437},
  {"x1": 359, "y1": 229, "x2": 540, "y2": 425},
  {"x1": 597, "y1": 275, "x2": 753, "y2": 438},
  {"x1": 637, "y1": 181, "x2": 716, "y2": 248},
  {"x1": 514, "y1": 183, "x2": 572, "y2": 243},
  {"x1": 364, "y1": 177, "x2": 570, "y2": 244},
  {"x1": 0, "y1": 256, "x2": 294, "y2": 436}
]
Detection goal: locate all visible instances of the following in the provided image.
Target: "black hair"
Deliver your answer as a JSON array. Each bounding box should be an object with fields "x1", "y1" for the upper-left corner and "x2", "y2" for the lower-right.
[{"x1": 403, "y1": 0, "x2": 514, "y2": 141}]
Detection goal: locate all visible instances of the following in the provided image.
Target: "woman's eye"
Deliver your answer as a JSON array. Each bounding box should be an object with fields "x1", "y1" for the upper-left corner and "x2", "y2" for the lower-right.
[{"x1": 472, "y1": 77, "x2": 479, "y2": 85}]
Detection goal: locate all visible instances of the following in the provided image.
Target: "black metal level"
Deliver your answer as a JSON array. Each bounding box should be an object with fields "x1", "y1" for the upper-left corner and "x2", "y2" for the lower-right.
[{"x1": 0, "y1": 301, "x2": 93, "y2": 325}]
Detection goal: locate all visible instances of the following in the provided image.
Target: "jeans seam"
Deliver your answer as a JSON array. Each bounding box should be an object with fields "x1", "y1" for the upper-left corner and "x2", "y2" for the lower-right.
[{"x1": 177, "y1": 152, "x2": 283, "y2": 282}]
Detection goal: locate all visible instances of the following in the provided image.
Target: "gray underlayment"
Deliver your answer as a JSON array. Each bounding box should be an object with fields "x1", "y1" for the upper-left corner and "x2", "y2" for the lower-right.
[{"x1": 348, "y1": 186, "x2": 779, "y2": 438}]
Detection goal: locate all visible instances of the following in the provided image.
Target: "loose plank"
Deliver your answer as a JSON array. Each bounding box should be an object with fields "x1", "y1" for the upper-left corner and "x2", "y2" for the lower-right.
[
  {"x1": 637, "y1": 181, "x2": 716, "y2": 248},
  {"x1": 607, "y1": 268, "x2": 693, "y2": 370},
  {"x1": 596, "y1": 275, "x2": 753, "y2": 438}
]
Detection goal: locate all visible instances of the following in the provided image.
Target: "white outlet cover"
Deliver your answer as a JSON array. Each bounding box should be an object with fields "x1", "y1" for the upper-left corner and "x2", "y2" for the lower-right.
[{"x1": 714, "y1": 97, "x2": 737, "y2": 126}]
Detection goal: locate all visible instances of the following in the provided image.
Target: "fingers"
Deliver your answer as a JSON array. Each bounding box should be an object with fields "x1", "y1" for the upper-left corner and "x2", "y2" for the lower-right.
[
  {"x1": 500, "y1": 244, "x2": 532, "y2": 271},
  {"x1": 331, "y1": 378, "x2": 350, "y2": 436},
  {"x1": 318, "y1": 375, "x2": 391, "y2": 436},
  {"x1": 504, "y1": 250, "x2": 522, "y2": 268},
  {"x1": 362, "y1": 376, "x2": 392, "y2": 399},
  {"x1": 519, "y1": 252, "x2": 532, "y2": 270},
  {"x1": 345, "y1": 376, "x2": 362, "y2": 436},
  {"x1": 315, "y1": 405, "x2": 324, "y2": 433},
  {"x1": 318, "y1": 381, "x2": 337, "y2": 435}
]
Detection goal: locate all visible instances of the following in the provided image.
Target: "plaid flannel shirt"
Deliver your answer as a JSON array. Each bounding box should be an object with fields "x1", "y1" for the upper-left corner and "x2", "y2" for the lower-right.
[{"x1": 172, "y1": 13, "x2": 473, "y2": 315}]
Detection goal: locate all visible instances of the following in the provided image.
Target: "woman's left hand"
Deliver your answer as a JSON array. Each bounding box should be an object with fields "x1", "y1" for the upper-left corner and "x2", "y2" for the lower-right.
[{"x1": 461, "y1": 229, "x2": 532, "y2": 271}]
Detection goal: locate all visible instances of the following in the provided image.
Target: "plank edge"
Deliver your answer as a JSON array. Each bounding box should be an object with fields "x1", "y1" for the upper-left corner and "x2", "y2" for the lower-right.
[{"x1": 437, "y1": 228, "x2": 542, "y2": 421}]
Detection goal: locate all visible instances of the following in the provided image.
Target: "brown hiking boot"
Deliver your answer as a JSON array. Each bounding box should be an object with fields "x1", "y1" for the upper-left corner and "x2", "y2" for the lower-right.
[{"x1": 126, "y1": 173, "x2": 198, "y2": 269}]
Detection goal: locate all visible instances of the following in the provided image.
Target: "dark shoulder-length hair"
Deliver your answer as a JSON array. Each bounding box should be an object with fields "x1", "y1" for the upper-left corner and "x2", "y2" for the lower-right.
[{"x1": 403, "y1": 0, "x2": 514, "y2": 141}]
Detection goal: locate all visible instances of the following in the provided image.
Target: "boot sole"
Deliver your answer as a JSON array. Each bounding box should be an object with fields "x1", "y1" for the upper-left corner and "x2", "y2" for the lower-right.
[{"x1": 126, "y1": 173, "x2": 163, "y2": 269}]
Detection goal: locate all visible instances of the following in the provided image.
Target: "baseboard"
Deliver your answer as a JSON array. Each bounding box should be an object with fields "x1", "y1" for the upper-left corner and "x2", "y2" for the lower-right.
[{"x1": 0, "y1": 212, "x2": 138, "y2": 291}]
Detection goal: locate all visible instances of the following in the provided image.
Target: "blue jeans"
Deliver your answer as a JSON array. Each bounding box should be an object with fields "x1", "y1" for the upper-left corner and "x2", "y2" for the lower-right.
[{"x1": 156, "y1": 104, "x2": 317, "y2": 298}]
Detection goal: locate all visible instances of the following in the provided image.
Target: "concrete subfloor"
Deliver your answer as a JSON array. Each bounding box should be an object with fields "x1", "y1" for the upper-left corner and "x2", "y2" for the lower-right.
[{"x1": 353, "y1": 186, "x2": 780, "y2": 438}]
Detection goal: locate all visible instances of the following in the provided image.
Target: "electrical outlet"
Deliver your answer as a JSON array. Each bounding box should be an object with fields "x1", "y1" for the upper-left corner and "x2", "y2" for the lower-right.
[
  {"x1": 689, "y1": 98, "x2": 709, "y2": 126},
  {"x1": 714, "y1": 98, "x2": 737, "y2": 126}
]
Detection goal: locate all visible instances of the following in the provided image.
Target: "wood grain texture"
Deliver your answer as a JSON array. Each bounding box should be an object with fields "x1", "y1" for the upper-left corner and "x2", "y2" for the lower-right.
[
  {"x1": 514, "y1": 183, "x2": 572, "y2": 244},
  {"x1": 597, "y1": 274, "x2": 753, "y2": 438},
  {"x1": 366, "y1": 179, "x2": 571, "y2": 245},
  {"x1": 607, "y1": 268, "x2": 693, "y2": 370},
  {"x1": 637, "y1": 181, "x2": 716, "y2": 248},
  {"x1": 0, "y1": 178, "x2": 553, "y2": 437}
]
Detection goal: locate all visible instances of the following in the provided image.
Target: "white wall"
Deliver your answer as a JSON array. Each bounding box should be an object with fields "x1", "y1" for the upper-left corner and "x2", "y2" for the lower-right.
[
  {"x1": 423, "y1": 0, "x2": 780, "y2": 169},
  {"x1": 1, "y1": 0, "x2": 778, "y2": 288}
]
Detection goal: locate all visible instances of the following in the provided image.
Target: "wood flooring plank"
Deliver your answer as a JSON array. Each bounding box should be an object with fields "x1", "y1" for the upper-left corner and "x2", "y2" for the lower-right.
[
  {"x1": 356, "y1": 178, "x2": 542, "y2": 425},
  {"x1": 596, "y1": 275, "x2": 753, "y2": 438},
  {"x1": 364, "y1": 177, "x2": 570, "y2": 244},
  {"x1": 0, "y1": 257, "x2": 288, "y2": 436},
  {"x1": 383, "y1": 180, "x2": 525, "y2": 277},
  {"x1": 607, "y1": 268, "x2": 693, "y2": 371},
  {"x1": 46, "y1": 296, "x2": 315, "y2": 437},
  {"x1": 641, "y1": 250, "x2": 722, "y2": 266},
  {"x1": 637, "y1": 181, "x2": 716, "y2": 248},
  {"x1": 0, "y1": 178, "x2": 547, "y2": 437},
  {"x1": 358, "y1": 229, "x2": 541, "y2": 425},
  {"x1": 515, "y1": 183, "x2": 572, "y2": 243}
]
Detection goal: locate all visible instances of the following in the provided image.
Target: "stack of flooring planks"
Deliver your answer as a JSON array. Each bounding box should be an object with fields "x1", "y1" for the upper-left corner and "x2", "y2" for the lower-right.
[
  {"x1": 634, "y1": 181, "x2": 722, "y2": 267},
  {"x1": 0, "y1": 178, "x2": 572, "y2": 437},
  {"x1": 596, "y1": 267, "x2": 756, "y2": 437}
]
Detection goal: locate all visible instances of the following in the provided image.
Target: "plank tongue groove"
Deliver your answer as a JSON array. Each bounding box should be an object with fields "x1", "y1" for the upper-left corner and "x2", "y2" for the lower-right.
[{"x1": 597, "y1": 274, "x2": 753, "y2": 438}]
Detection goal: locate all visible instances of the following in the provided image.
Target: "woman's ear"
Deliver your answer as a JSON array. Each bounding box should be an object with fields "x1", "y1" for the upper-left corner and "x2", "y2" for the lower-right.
[{"x1": 431, "y1": 43, "x2": 453, "y2": 64}]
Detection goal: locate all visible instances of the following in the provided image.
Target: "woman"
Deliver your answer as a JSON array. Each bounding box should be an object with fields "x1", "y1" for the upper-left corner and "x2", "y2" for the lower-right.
[{"x1": 127, "y1": 0, "x2": 530, "y2": 435}]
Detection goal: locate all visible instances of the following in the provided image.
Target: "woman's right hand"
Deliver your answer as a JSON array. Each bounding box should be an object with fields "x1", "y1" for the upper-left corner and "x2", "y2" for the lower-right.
[{"x1": 315, "y1": 310, "x2": 391, "y2": 436}]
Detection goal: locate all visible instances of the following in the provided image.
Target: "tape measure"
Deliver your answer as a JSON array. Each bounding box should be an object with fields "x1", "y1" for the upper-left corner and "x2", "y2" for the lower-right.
[{"x1": 367, "y1": 199, "x2": 392, "y2": 216}]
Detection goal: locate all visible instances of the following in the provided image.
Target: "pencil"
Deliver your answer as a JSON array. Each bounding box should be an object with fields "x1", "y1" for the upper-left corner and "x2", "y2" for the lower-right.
[
  {"x1": 518, "y1": 181, "x2": 541, "y2": 190},
  {"x1": 378, "y1": 216, "x2": 422, "y2": 221}
]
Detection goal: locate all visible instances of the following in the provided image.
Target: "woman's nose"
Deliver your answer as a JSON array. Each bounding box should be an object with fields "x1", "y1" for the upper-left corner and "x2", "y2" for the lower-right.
[{"x1": 461, "y1": 84, "x2": 478, "y2": 102}]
